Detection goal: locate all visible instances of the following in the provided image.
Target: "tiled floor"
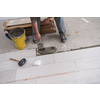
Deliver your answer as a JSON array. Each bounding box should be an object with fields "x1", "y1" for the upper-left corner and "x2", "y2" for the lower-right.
[{"x1": 0, "y1": 47, "x2": 100, "y2": 84}]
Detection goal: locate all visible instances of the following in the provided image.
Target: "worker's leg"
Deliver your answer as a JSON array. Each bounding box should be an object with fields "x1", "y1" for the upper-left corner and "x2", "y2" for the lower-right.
[
  {"x1": 32, "y1": 17, "x2": 41, "y2": 43},
  {"x1": 54, "y1": 17, "x2": 67, "y2": 43}
]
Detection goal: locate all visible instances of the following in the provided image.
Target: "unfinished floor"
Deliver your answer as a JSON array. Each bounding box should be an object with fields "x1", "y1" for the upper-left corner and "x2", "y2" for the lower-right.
[
  {"x1": 0, "y1": 17, "x2": 100, "y2": 54},
  {"x1": 0, "y1": 17, "x2": 100, "y2": 84}
]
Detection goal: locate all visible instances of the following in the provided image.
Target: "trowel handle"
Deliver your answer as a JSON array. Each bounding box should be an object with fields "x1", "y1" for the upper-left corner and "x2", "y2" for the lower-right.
[{"x1": 10, "y1": 58, "x2": 19, "y2": 62}]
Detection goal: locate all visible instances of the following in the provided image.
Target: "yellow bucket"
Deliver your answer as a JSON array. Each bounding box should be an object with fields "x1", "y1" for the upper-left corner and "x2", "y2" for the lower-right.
[{"x1": 9, "y1": 28, "x2": 28, "y2": 50}]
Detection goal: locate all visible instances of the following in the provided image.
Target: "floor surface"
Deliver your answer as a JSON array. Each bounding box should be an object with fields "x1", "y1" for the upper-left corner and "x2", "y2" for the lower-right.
[
  {"x1": 0, "y1": 17, "x2": 100, "y2": 54},
  {"x1": 0, "y1": 47, "x2": 100, "y2": 84},
  {"x1": 0, "y1": 17, "x2": 100, "y2": 84}
]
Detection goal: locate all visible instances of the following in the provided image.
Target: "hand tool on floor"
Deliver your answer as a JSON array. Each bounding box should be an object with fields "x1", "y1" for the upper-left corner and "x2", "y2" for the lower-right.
[
  {"x1": 38, "y1": 43, "x2": 57, "y2": 55},
  {"x1": 10, "y1": 58, "x2": 26, "y2": 67}
]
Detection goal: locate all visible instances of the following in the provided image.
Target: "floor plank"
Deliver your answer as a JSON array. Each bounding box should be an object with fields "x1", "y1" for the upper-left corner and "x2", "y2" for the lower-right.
[
  {"x1": 36, "y1": 69, "x2": 100, "y2": 84},
  {"x1": 54, "y1": 47, "x2": 100, "y2": 63},
  {"x1": 75, "y1": 56, "x2": 100, "y2": 71},
  {"x1": 0, "y1": 70, "x2": 16, "y2": 84},
  {"x1": 15, "y1": 61, "x2": 77, "y2": 81}
]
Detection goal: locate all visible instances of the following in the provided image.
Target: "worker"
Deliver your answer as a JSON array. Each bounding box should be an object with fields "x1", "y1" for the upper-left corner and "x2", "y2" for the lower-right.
[{"x1": 30, "y1": 17, "x2": 67, "y2": 43}]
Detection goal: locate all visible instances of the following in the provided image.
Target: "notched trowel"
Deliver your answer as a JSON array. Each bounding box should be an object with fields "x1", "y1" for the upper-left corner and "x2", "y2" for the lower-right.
[{"x1": 38, "y1": 43, "x2": 57, "y2": 55}]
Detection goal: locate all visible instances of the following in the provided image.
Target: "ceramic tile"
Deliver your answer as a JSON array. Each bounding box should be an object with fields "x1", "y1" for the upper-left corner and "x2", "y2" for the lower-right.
[
  {"x1": 0, "y1": 70, "x2": 16, "y2": 84},
  {"x1": 75, "y1": 56, "x2": 100, "y2": 71},
  {"x1": 0, "y1": 59, "x2": 32, "y2": 72},
  {"x1": 32, "y1": 54, "x2": 55, "y2": 65},
  {"x1": 54, "y1": 47, "x2": 100, "y2": 63},
  {"x1": 0, "y1": 54, "x2": 55, "y2": 72},
  {"x1": 0, "y1": 60, "x2": 19, "y2": 72},
  {"x1": 16, "y1": 61, "x2": 76, "y2": 81},
  {"x1": 36, "y1": 69, "x2": 100, "y2": 84},
  {"x1": 34, "y1": 61, "x2": 77, "y2": 77},
  {"x1": 6, "y1": 17, "x2": 47, "y2": 27},
  {"x1": 0, "y1": 49, "x2": 36, "y2": 63},
  {"x1": 15, "y1": 67, "x2": 36, "y2": 81},
  {"x1": 6, "y1": 17, "x2": 31, "y2": 26}
]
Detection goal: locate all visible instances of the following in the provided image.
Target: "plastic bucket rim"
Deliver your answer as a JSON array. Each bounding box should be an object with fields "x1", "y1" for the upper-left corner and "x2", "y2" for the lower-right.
[{"x1": 9, "y1": 27, "x2": 25, "y2": 39}]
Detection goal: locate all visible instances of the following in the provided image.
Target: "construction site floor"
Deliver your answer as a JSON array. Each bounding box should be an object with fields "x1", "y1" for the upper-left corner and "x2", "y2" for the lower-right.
[{"x1": 0, "y1": 17, "x2": 100, "y2": 84}]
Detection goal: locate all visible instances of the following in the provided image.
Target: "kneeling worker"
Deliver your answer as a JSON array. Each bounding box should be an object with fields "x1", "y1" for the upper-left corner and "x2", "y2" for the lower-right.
[{"x1": 30, "y1": 17, "x2": 67, "y2": 43}]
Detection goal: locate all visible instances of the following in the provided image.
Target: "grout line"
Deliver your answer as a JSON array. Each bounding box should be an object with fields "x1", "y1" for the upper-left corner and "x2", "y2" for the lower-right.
[
  {"x1": 53, "y1": 54, "x2": 56, "y2": 63},
  {"x1": 73, "y1": 56, "x2": 100, "y2": 61},
  {"x1": 5, "y1": 70, "x2": 76, "y2": 84},
  {"x1": 14, "y1": 69, "x2": 17, "y2": 82},
  {"x1": 73, "y1": 60, "x2": 79, "y2": 71},
  {"x1": 78, "y1": 67, "x2": 100, "y2": 72}
]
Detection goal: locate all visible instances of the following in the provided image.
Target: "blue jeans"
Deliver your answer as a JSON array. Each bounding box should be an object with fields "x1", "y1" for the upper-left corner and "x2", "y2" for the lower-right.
[{"x1": 32, "y1": 17, "x2": 66, "y2": 37}]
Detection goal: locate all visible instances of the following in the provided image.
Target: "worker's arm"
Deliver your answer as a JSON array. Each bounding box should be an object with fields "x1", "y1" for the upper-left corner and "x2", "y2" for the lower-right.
[
  {"x1": 32, "y1": 22, "x2": 41, "y2": 41},
  {"x1": 47, "y1": 17, "x2": 53, "y2": 20},
  {"x1": 30, "y1": 17, "x2": 41, "y2": 41},
  {"x1": 43, "y1": 17, "x2": 53, "y2": 25}
]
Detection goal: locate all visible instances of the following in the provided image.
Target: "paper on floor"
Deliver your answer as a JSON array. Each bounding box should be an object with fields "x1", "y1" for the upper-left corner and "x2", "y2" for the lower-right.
[{"x1": 81, "y1": 18, "x2": 89, "y2": 23}]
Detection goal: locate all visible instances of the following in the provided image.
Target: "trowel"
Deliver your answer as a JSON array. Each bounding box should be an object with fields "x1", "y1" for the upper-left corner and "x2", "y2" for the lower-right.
[{"x1": 38, "y1": 43, "x2": 57, "y2": 55}]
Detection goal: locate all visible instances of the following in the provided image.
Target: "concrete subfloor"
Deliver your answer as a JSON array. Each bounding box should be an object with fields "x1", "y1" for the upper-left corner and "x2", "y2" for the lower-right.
[
  {"x1": 0, "y1": 17, "x2": 100, "y2": 54},
  {"x1": 40, "y1": 17, "x2": 100, "y2": 52},
  {"x1": 0, "y1": 17, "x2": 100, "y2": 84}
]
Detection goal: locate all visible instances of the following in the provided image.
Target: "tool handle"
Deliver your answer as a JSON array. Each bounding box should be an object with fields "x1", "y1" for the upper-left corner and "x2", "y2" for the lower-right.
[{"x1": 10, "y1": 58, "x2": 19, "y2": 62}]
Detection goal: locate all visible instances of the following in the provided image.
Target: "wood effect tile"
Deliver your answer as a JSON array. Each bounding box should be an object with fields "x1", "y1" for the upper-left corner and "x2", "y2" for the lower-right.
[
  {"x1": 0, "y1": 54, "x2": 54, "y2": 72},
  {"x1": 0, "y1": 70, "x2": 16, "y2": 84},
  {"x1": 54, "y1": 47, "x2": 100, "y2": 63},
  {"x1": 16, "y1": 61, "x2": 76, "y2": 81},
  {"x1": 75, "y1": 56, "x2": 100, "y2": 71},
  {"x1": 36, "y1": 69, "x2": 100, "y2": 84},
  {"x1": 0, "y1": 49, "x2": 36, "y2": 63}
]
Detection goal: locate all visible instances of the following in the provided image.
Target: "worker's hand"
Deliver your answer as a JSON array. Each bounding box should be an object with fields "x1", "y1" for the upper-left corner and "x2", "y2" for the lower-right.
[
  {"x1": 42, "y1": 18, "x2": 50, "y2": 25},
  {"x1": 36, "y1": 33, "x2": 41, "y2": 41}
]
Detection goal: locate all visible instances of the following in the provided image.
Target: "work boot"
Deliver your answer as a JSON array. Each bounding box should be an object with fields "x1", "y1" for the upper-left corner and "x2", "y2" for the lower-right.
[
  {"x1": 60, "y1": 34, "x2": 67, "y2": 43},
  {"x1": 33, "y1": 36, "x2": 39, "y2": 44}
]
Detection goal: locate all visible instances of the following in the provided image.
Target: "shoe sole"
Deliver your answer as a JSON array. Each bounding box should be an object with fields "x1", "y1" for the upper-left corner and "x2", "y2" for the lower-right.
[{"x1": 61, "y1": 38, "x2": 67, "y2": 43}]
